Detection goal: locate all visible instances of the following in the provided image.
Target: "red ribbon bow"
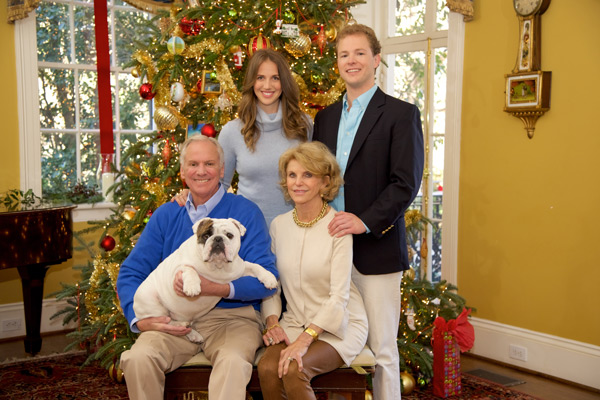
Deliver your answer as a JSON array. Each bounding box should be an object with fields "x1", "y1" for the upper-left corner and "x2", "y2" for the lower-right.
[{"x1": 433, "y1": 308, "x2": 475, "y2": 352}]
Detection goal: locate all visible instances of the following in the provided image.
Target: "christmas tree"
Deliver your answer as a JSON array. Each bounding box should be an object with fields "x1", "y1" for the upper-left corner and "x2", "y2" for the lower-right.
[
  {"x1": 53, "y1": 0, "x2": 365, "y2": 370},
  {"x1": 52, "y1": 0, "x2": 471, "y2": 389}
]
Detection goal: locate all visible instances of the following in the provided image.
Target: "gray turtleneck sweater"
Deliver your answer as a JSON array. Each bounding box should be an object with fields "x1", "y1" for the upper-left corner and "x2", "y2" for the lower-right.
[{"x1": 218, "y1": 104, "x2": 313, "y2": 226}]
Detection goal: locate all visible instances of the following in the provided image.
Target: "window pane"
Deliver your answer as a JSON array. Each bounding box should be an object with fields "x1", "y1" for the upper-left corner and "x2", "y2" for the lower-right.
[
  {"x1": 41, "y1": 132, "x2": 77, "y2": 196},
  {"x1": 37, "y1": 1, "x2": 70, "y2": 63},
  {"x1": 392, "y1": 51, "x2": 426, "y2": 113},
  {"x1": 79, "y1": 70, "x2": 100, "y2": 129},
  {"x1": 119, "y1": 72, "x2": 152, "y2": 130},
  {"x1": 437, "y1": 0, "x2": 449, "y2": 31},
  {"x1": 114, "y1": 9, "x2": 152, "y2": 68},
  {"x1": 120, "y1": 133, "x2": 146, "y2": 163},
  {"x1": 39, "y1": 68, "x2": 76, "y2": 129},
  {"x1": 433, "y1": 47, "x2": 447, "y2": 135},
  {"x1": 395, "y1": 0, "x2": 426, "y2": 36},
  {"x1": 431, "y1": 220, "x2": 442, "y2": 281},
  {"x1": 74, "y1": 4, "x2": 97, "y2": 64},
  {"x1": 81, "y1": 132, "x2": 101, "y2": 187}
]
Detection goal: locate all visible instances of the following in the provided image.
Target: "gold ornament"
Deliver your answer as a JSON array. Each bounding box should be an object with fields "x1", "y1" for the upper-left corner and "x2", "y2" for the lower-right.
[
  {"x1": 248, "y1": 33, "x2": 272, "y2": 56},
  {"x1": 365, "y1": 389, "x2": 373, "y2": 400},
  {"x1": 142, "y1": 181, "x2": 168, "y2": 206},
  {"x1": 325, "y1": 24, "x2": 337, "y2": 41},
  {"x1": 284, "y1": 33, "x2": 311, "y2": 58},
  {"x1": 404, "y1": 267, "x2": 416, "y2": 281},
  {"x1": 154, "y1": 105, "x2": 180, "y2": 131},
  {"x1": 131, "y1": 66, "x2": 140, "y2": 78},
  {"x1": 109, "y1": 362, "x2": 125, "y2": 383},
  {"x1": 400, "y1": 371, "x2": 416, "y2": 395}
]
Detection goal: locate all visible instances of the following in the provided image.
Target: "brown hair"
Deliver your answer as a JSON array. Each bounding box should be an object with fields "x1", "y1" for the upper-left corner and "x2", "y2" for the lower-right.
[
  {"x1": 278, "y1": 142, "x2": 343, "y2": 203},
  {"x1": 237, "y1": 49, "x2": 310, "y2": 152},
  {"x1": 336, "y1": 23, "x2": 382, "y2": 56}
]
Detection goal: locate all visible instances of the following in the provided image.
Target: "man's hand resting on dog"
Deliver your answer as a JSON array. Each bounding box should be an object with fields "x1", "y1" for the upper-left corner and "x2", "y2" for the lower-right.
[
  {"x1": 136, "y1": 316, "x2": 192, "y2": 335},
  {"x1": 173, "y1": 269, "x2": 231, "y2": 298}
]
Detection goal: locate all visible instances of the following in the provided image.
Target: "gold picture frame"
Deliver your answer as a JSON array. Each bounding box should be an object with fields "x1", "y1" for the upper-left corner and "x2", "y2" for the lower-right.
[{"x1": 201, "y1": 70, "x2": 222, "y2": 94}]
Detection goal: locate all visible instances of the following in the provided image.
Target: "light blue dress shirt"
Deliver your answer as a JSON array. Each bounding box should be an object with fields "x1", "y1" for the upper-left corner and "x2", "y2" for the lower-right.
[{"x1": 331, "y1": 84, "x2": 378, "y2": 232}]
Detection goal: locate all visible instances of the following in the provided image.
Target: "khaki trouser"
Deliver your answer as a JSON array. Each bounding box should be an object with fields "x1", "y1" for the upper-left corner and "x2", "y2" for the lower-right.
[{"x1": 120, "y1": 306, "x2": 263, "y2": 400}]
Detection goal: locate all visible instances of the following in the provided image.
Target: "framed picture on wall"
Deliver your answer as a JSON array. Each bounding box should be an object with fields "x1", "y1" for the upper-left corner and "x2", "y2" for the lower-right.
[{"x1": 505, "y1": 71, "x2": 551, "y2": 110}]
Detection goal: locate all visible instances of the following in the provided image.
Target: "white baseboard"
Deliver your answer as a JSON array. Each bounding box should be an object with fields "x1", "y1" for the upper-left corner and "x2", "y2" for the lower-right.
[
  {"x1": 469, "y1": 317, "x2": 600, "y2": 390},
  {"x1": 0, "y1": 298, "x2": 76, "y2": 340}
]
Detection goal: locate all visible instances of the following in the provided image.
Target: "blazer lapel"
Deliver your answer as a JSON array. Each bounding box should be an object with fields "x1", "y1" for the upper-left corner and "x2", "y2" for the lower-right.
[
  {"x1": 323, "y1": 102, "x2": 343, "y2": 151},
  {"x1": 347, "y1": 88, "x2": 385, "y2": 169}
]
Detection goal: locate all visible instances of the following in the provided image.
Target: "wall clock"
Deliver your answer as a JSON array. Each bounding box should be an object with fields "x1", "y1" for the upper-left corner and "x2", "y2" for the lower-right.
[{"x1": 504, "y1": 0, "x2": 552, "y2": 139}]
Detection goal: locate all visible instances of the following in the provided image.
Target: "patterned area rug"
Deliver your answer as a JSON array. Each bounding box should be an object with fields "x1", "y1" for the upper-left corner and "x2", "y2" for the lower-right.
[{"x1": 0, "y1": 352, "x2": 541, "y2": 400}]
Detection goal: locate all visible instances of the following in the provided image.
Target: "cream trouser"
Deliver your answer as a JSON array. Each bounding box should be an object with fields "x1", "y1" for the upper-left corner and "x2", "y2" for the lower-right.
[
  {"x1": 120, "y1": 306, "x2": 263, "y2": 400},
  {"x1": 352, "y1": 268, "x2": 403, "y2": 400}
]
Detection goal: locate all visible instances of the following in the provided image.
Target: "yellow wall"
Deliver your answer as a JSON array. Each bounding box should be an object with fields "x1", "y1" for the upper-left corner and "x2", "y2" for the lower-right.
[
  {"x1": 459, "y1": 0, "x2": 600, "y2": 345},
  {"x1": 0, "y1": 7, "x2": 20, "y2": 192}
]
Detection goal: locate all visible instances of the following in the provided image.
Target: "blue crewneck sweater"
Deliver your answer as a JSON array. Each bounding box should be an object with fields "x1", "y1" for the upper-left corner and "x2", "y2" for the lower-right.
[{"x1": 117, "y1": 193, "x2": 277, "y2": 325}]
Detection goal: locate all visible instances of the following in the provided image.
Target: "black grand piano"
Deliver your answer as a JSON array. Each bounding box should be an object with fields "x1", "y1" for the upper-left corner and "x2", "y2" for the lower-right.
[{"x1": 0, "y1": 203, "x2": 76, "y2": 355}]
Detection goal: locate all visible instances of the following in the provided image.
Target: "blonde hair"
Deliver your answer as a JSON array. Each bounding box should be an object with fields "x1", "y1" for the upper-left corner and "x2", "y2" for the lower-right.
[
  {"x1": 336, "y1": 23, "x2": 382, "y2": 56},
  {"x1": 237, "y1": 49, "x2": 310, "y2": 152},
  {"x1": 278, "y1": 142, "x2": 343, "y2": 202}
]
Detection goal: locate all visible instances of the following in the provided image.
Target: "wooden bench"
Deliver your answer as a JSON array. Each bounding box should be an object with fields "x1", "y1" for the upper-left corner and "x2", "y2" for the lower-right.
[{"x1": 164, "y1": 346, "x2": 375, "y2": 400}]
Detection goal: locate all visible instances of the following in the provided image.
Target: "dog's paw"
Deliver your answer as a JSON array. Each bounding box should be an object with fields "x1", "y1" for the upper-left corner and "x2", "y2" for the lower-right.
[
  {"x1": 258, "y1": 271, "x2": 278, "y2": 289},
  {"x1": 183, "y1": 280, "x2": 201, "y2": 297},
  {"x1": 187, "y1": 330, "x2": 205, "y2": 344}
]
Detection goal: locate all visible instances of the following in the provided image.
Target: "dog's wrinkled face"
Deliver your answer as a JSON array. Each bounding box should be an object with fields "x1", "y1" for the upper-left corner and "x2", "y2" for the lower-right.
[{"x1": 194, "y1": 218, "x2": 246, "y2": 266}]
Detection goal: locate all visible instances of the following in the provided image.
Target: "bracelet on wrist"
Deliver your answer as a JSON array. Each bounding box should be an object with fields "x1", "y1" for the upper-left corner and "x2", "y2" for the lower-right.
[
  {"x1": 262, "y1": 323, "x2": 280, "y2": 335},
  {"x1": 304, "y1": 327, "x2": 319, "y2": 341}
]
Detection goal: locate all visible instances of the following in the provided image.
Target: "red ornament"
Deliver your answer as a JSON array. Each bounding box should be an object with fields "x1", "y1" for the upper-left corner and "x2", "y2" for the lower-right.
[
  {"x1": 162, "y1": 140, "x2": 172, "y2": 165},
  {"x1": 139, "y1": 83, "x2": 156, "y2": 100},
  {"x1": 196, "y1": 78, "x2": 203, "y2": 93},
  {"x1": 200, "y1": 123, "x2": 217, "y2": 138},
  {"x1": 247, "y1": 33, "x2": 272, "y2": 56},
  {"x1": 100, "y1": 235, "x2": 116, "y2": 252},
  {"x1": 179, "y1": 16, "x2": 205, "y2": 36},
  {"x1": 314, "y1": 26, "x2": 327, "y2": 55}
]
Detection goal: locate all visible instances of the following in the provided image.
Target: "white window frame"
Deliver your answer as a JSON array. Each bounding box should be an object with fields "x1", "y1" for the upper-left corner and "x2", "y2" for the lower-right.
[
  {"x1": 15, "y1": 2, "x2": 154, "y2": 222},
  {"x1": 353, "y1": 2, "x2": 464, "y2": 285}
]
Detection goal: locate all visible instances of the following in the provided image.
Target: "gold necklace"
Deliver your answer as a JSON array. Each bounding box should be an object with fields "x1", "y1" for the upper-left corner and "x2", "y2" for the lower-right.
[{"x1": 293, "y1": 201, "x2": 329, "y2": 228}]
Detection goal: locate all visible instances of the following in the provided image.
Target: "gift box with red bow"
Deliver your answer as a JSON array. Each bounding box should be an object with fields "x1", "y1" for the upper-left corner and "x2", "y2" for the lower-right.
[{"x1": 432, "y1": 308, "x2": 475, "y2": 398}]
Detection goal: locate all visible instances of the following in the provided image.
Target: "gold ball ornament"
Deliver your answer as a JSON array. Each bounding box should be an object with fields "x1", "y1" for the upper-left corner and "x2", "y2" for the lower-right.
[
  {"x1": 109, "y1": 362, "x2": 124, "y2": 383},
  {"x1": 365, "y1": 389, "x2": 373, "y2": 400},
  {"x1": 325, "y1": 24, "x2": 337, "y2": 41},
  {"x1": 284, "y1": 33, "x2": 311, "y2": 58},
  {"x1": 404, "y1": 267, "x2": 416, "y2": 281},
  {"x1": 154, "y1": 105, "x2": 180, "y2": 131},
  {"x1": 131, "y1": 66, "x2": 140, "y2": 78},
  {"x1": 400, "y1": 371, "x2": 416, "y2": 395}
]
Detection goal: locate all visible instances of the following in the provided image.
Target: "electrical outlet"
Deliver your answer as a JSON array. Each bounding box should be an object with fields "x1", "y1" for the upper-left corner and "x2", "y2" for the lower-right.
[
  {"x1": 509, "y1": 344, "x2": 527, "y2": 361},
  {"x1": 1, "y1": 318, "x2": 22, "y2": 332}
]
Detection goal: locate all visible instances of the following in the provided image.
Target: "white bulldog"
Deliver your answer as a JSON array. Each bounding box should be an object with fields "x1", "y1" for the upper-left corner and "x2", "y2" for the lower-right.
[{"x1": 133, "y1": 217, "x2": 277, "y2": 343}]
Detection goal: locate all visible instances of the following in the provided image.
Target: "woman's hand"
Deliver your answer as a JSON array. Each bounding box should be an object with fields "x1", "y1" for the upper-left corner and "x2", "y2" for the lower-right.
[
  {"x1": 262, "y1": 315, "x2": 290, "y2": 347},
  {"x1": 277, "y1": 333, "x2": 313, "y2": 378},
  {"x1": 171, "y1": 189, "x2": 189, "y2": 206}
]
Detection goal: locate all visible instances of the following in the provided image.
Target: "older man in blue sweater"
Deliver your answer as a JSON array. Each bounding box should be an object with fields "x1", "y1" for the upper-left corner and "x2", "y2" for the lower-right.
[{"x1": 117, "y1": 134, "x2": 277, "y2": 400}]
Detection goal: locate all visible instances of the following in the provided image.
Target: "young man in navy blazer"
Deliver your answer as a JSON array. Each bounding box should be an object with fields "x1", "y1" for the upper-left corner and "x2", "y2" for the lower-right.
[{"x1": 313, "y1": 23, "x2": 424, "y2": 400}]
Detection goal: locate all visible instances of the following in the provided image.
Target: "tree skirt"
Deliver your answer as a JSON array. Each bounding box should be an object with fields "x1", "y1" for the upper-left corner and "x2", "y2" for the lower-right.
[{"x1": 0, "y1": 352, "x2": 542, "y2": 400}]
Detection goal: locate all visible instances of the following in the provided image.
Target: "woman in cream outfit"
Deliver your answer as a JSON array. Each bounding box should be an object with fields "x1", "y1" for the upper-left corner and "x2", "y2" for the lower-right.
[{"x1": 258, "y1": 142, "x2": 368, "y2": 400}]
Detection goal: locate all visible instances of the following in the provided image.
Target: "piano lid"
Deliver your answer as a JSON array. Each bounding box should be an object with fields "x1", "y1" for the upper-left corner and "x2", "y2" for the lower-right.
[{"x1": 0, "y1": 204, "x2": 77, "y2": 269}]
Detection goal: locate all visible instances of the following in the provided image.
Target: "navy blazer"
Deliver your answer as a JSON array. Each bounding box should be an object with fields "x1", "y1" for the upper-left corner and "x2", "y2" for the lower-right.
[{"x1": 313, "y1": 88, "x2": 424, "y2": 275}]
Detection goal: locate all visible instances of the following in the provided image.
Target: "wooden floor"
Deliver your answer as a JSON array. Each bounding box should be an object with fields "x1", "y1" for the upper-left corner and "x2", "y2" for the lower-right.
[
  {"x1": 461, "y1": 353, "x2": 600, "y2": 400},
  {"x1": 2, "y1": 332, "x2": 599, "y2": 400}
]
